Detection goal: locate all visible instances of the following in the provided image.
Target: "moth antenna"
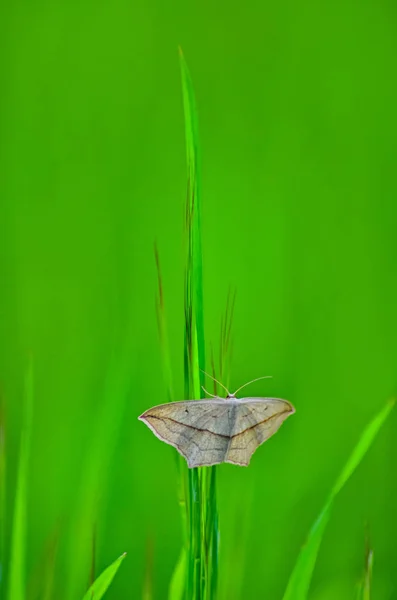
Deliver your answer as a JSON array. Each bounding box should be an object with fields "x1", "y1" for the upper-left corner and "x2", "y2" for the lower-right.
[
  {"x1": 233, "y1": 376, "x2": 273, "y2": 396},
  {"x1": 201, "y1": 385, "x2": 219, "y2": 399},
  {"x1": 199, "y1": 369, "x2": 231, "y2": 396}
]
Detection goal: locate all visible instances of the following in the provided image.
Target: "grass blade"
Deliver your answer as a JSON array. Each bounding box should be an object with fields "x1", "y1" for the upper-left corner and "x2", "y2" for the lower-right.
[
  {"x1": 362, "y1": 548, "x2": 373, "y2": 600},
  {"x1": 7, "y1": 357, "x2": 34, "y2": 600},
  {"x1": 283, "y1": 398, "x2": 394, "y2": 600},
  {"x1": 0, "y1": 392, "x2": 6, "y2": 594},
  {"x1": 330, "y1": 400, "x2": 395, "y2": 498},
  {"x1": 81, "y1": 552, "x2": 126, "y2": 600},
  {"x1": 168, "y1": 548, "x2": 187, "y2": 600},
  {"x1": 179, "y1": 46, "x2": 218, "y2": 600},
  {"x1": 154, "y1": 245, "x2": 191, "y2": 598},
  {"x1": 26, "y1": 524, "x2": 59, "y2": 600},
  {"x1": 142, "y1": 537, "x2": 154, "y2": 600},
  {"x1": 66, "y1": 352, "x2": 130, "y2": 599},
  {"x1": 154, "y1": 242, "x2": 174, "y2": 405},
  {"x1": 356, "y1": 529, "x2": 373, "y2": 600}
]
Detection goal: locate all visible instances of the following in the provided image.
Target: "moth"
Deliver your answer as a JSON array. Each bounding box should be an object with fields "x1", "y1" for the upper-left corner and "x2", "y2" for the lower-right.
[{"x1": 138, "y1": 373, "x2": 295, "y2": 468}]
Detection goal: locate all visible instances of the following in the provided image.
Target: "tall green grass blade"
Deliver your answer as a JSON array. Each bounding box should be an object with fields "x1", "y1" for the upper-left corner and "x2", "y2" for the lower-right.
[
  {"x1": 142, "y1": 537, "x2": 154, "y2": 600},
  {"x1": 283, "y1": 398, "x2": 394, "y2": 600},
  {"x1": 90, "y1": 526, "x2": 97, "y2": 588},
  {"x1": 153, "y1": 245, "x2": 191, "y2": 599},
  {"x1": 7, "y1": 357, "x2": 34, "y2": 600},
  {"x1": 0, "y1": 393, "x2": 6, "y2": 594},
  {"x1": 168, "y1": 548, "x2": 187, "y2": 600},
  {"x1": 330, "y1": 400, "x2": 394, "y2": 498},
  {"x1": 218, "y1": 492, "x2": 253, "y2": 600},
  {"x1": 218, "y1": 287, "x2": 236, "y2": 390},
  {"x1": 81, "y1": 552, "x2": 126, "y2": 600},
  {"x1": 26, "y1": 525, "x2": 59, "y2": 600},
  {"x1": 179, "y1": 47, "x2": 205, "y2": 388},
  {"x1": 356, "y1": 530, "x2": 373, "y2": 600},
  {"x1": 154, "y1": 242, "x2": 174, "y2": 405},
  {"x1": 179, "y1": 46, "x2": 218, "y2": 600},
  {"x1": 66, "y1": 352, "x2": 130, "y2": 599},
  {"x1": 362, "y1": 549, "x2": 373, "y2": 600},
  {"x1": 210, "y1": 293, "x2": 237, "y2": 600}
]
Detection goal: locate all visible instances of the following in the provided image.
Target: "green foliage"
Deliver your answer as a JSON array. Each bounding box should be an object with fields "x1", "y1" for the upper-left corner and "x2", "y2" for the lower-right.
[
  {"x1": 81, "y1": 552, "x2": 126, "y2": 600},
  {"x1": 154, "y1": 242, "x2": 174, "y2": 406},
  {"x1": 283, "y1": 399, "x2": 394, "y2": 600},
  {"x1": 65, "y1": 353, "x2": 130, "y2": 600},
  {"x1": 26, "y1": 526, "x2": 59, "y2": 600},
  {"x1": 0, "y1": 392, "x2": 6, "y2": 596},
  {"x1": 356, "y1": 531, "x2": 373, "y2": 600},
  {"x1": 168, "y1": 547, "x2": 187, "y2": 600},
  {"x1": 1, "y1": 14, "x2": 396, "y2": 599},
  {"x1": 7, "y1": 358, "x2": 34, "y2": 600},
  {"x1": 179, "y1": 47, "x2": 218, "y2": 600},
  {"x1": 218, "y1": 287, "x2": 236, "y2": 388}
]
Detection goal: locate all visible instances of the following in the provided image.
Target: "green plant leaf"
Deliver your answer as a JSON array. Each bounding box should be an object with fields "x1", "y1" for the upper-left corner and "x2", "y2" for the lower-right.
[
  {"x1": 362, "y1": 549, "x2": 373, "y2": 600},
  {"x1": 356, "y1": 534, "x2": 373, "y2": 600},
  {"x1": 179, "y1": 46, "x2": 219, "y2": 600},
  {"x1": 26, "y1": 524, "x2": 59, "y2": 600},
  {"x1": 283, "y1": 398, "x2": 394, "y2": 600},
  {"x1": 7, "y1": 358, "x2": 34, "y2": 600},
  {"x1": 0, "y1": 393, "x2": 6, "y2": 596},
  {"x1": 65, "y1": 352, "x2": 130, "y2": 599},
  {"x1": 168, "y1": 549, "x2": 187, "y2": 600},
  {"x1": 82, "y1": 552, "x2": 126, "y2": 600},
  {"x1": 154, "y1": 242, "x2": 174, "y2": 406}
]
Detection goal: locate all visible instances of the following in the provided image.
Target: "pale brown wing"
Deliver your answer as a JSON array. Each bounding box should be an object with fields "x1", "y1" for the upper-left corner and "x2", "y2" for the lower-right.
[
  {"x1": 138, "y1": 399, "x2": 235, "y2": 467},
  {"x1": 139, "y1": 397, "x2": 295, "y2": 468},
  {"x1": 226, "y1": 398, "x2": 295, "y2": 466}
]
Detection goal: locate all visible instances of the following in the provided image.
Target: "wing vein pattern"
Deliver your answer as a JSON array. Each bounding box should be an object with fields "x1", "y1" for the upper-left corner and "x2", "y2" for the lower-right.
[{"x1": 139, "y1": 397, "x2": 295, "y2": 468}]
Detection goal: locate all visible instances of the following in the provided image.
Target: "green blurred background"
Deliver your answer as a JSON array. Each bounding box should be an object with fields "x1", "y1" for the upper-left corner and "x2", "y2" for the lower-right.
[{"x1": 1, "y1": 0, "x2": 397, "y2": 598}]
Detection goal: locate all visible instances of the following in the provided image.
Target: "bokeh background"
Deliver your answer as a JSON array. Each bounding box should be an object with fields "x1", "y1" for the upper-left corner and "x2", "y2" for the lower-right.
[{"x1": 1, "y1": 0, "x2": 397, "y2": 598}]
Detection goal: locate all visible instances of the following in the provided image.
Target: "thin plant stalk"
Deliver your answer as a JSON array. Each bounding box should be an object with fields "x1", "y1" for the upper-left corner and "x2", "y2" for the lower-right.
[
  {"x1": 179, "y1": 47, "x2": 218, "y2": 600},
  {"x1": 7, "y1": 357, "x2": 34, "y2": 600},
  {"x1": 0, "y1": 393, "x2": 5, "y2": 596}
]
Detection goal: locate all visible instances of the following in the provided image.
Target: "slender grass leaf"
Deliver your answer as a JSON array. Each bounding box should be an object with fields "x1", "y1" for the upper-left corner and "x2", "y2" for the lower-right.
[
  {"x1": 7, "y1": 358, "x2": 34, "y2": 600},
  {"x1": 179, "y1": 46, "x2": 205, "y2": 388},
  {"x1": 283, "y1": 504, "x2": 331, "y2": 600},
  {"x1": 81, "y1": 552, "x2": 126, "y2": 600},
  {"x1": 179, "y1": 46, "x2": 220, "y2": 600},
  {"x1": 168, "y1": 549, "x2": 187, "y2": 600},
  {"x1": 356, "y1": 531, "x2": 373, "y2": 600},
  {"x1": 218, "y1": 491, "x2": 253, "y2": 600},
  {"x1": 154, "y1": 243, "x2": 190, "y2": 594},
  {"x1": 362, "y1": 548, "x2": 373, "y2": 600},
  {"x1": 90, "y1": 526, "x2": 97, "y2": 588},
  {"x1": 142, "y1": 537, "x2": 154, "y2": 600},
  {"x1": 330, "y1": 400, "x2": 394, "y2": 498},
  {"x1": 26, "y1": 524, "x2": 59, "y2": 600},
  {"x1": 180, "y1": 44, "x2": 203, "y2": 600},
  {"x1": 0, "y1": 393, "x2": 6, "y2": 594},
  {"x1": 283, "y1": 398, "x2": 394, "y2": 600},
  {"x1": 154, "y1": 242, "x2": 174, "y2": 405},
  {"x1": 66, "y1": 352, "x2": 130, "y2": 599}
]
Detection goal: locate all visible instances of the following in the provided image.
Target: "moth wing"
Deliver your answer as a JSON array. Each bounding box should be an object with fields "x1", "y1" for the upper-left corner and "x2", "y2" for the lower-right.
[
  {"x1": 138, "y1": 399, "x2": 233, "y2": 468},
  {"x1": 226, "y1": 397, "x2": 295, "y2": 466}
]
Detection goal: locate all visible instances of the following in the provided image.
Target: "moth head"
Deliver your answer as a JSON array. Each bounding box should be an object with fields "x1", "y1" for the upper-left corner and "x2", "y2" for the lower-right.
[{"x1": 200, "y1": 369, "x2": 273, "y2": 400}]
